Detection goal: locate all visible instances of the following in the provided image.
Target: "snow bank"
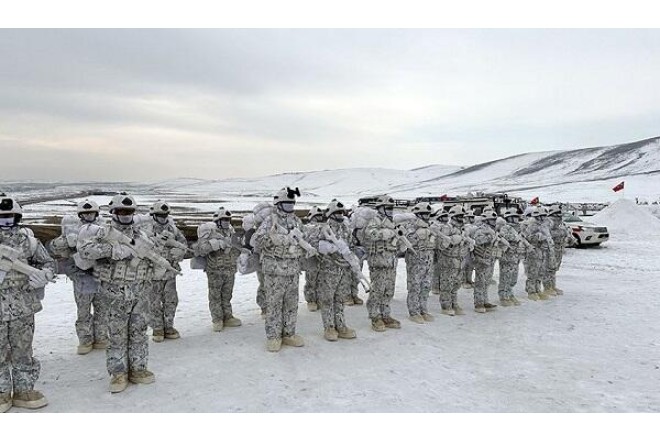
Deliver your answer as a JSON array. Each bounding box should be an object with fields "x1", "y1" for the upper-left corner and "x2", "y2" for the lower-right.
[{"x1": 590, "y1": 198, "x2": 660, "y2": 237}]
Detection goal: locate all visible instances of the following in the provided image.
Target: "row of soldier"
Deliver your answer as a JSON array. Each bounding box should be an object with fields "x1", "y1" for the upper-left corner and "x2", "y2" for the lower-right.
[{"x1": 0, "y1": 188, "x2": 571, "y2": 411}]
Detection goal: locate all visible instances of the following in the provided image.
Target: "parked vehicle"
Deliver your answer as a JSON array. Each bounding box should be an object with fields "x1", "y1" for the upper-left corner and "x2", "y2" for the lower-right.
[{"x1": 563, "y1": 214, "x2": 609, "y2": 247}]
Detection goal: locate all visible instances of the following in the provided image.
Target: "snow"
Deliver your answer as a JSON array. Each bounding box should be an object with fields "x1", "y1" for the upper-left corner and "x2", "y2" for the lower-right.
[{"x1": 590, "y1": 198, "x2": 660, "y2": 237}]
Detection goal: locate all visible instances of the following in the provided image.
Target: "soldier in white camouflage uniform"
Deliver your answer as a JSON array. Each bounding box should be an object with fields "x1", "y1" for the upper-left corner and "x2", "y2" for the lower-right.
[
  {"x1": 402, "y1": 203, "x2": 436, "y2": 324},
  {"x1": 430, "y1": 209, "x2": 449, "y2": 296},
  {"x1": 143, "y1": 201, "x2": 187, "y2": 341},
  {"x1": 0, "y1": 194, "x2": 54, "y2": 412},
  {"x1": 472, "y1": 209, "x2": 509, "y2": 313},
  {"x1": 315, "y1": 199, "x2": 358, "y2": 341},
  {"x1": 344, "y1": 209, "x2": 365, "y2": 306},
  {"x1": 542, "y1": 205, "x2": 572, "y2": 296},
  {"x1": 521, "y1": 207, "x2": 554, "y2": 301},
  {"x1": 48, "y1": 200, "x2": 107, "y2": 355},
  {"x1": 303, "y1": 206, "x2": 325, "y2": 312},
  {"x1": 195, "y1": 207, "x2": 242, "y2": 332},
  {"x1": 496, "y1": 208, "x2": 525, "y2": 306},
  {"x1": 363, "y1": 195, "x2": 401, "y2": 332},
  {"x1": 252, "y1": 187, "x2": 318, "y2": 352},
  {"x1": 461, "y1": 209, "x2": 477, "y2": 288},
  {"x1": 434, "y1": 205, "x2": 471, "y2": 316},
  {"x1": 78, "y1": 193, "x2": 157, "y2": 393}
]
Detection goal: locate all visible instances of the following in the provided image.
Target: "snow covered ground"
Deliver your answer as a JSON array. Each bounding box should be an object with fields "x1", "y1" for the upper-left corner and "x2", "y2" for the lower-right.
[{"x1": 11, "y1": 199, "x2": 660, "y2": 413}]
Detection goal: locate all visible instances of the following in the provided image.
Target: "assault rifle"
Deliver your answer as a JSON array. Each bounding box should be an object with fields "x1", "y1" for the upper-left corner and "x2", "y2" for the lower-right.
[
  {"x1": 322, "y1": 226, "x2": 372, "y2": 293},
  {"x1": 0, "y1": 244, "x2": 55, "y2": 286}
]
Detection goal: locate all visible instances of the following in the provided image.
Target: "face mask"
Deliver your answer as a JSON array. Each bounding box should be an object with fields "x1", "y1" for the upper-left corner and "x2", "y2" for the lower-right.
[
  {"x1": 452, "y1": 216, "x2": 464, "y2": 225},
  {"x1": 0, "y1": 217, "x2": 15, "y2": 228},
  {"x1": 279, "y1": 202, "x2": 295, "y2": 214},
  {"x1": 417, "y1": 213, "x2": 430, "y2": 222},
  {"x1": 330, "y1": 213, "x2": 344, "y2": 222},
  {"x1": 114, "y1": 214, "x2": 134, "y2": 225},
  {"x1": 217, "y1": 219, "x2": 231, "y2": 229},
  {"x1": 80, "y1": 213, "x2": 97, "y2": 223},
  {"x1": 154, "y1": 214, "x2": 169, "y2": 225},
  {"x1": 507, "y1": 217, "x2": 519, "y2": 224}
]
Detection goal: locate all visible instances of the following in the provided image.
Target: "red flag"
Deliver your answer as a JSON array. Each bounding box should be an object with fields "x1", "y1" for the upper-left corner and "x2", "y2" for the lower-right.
[
  {"x1": 612, "y1": 181, "x2": 625, "y2": 192},
  {"x1": 439, "y1": 194, "x2": 448, "y2": 201},
  {"x1": 530, "y1": 196, "x2": 539, "y2": 205}
]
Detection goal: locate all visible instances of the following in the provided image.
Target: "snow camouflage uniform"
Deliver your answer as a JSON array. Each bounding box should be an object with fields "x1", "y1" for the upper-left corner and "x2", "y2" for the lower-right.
[
  {"x1": 401, "y1": 217, "x2": 435, "y2": 318},
  {"x1": 472, "y1": 220, "x2": 507, "y2": 309},
  {"x1": 462, "y1": 217, "x2": 479, "y2": 286},
  {"x1": 346, "y1": 226, "x2": 366, "y2": 305},
  {"x1": 49, "y1": 216, "x2": 107, "y2": 349},
  {"x1": 521, "y1": 215, "x2": 553, "y2": 299},
  {"x1": 78, "y1": 220, "x2": 154, "y2": 379},
  {"x1": 543, "y1": 215, "x2": 571, "y2": 294},
  {"x1": 363, "y1": 212, "x2": 399, "y2": 326},
  {"x1": 433, "y1": 218, "x2": 468, "y2": 313},
  {"x1": 0, "y1": 227, "x2": 54, "y2": 401},
  {"x1": 196, "y1": 221, "x2": 241, "y2": 327},
  {"x1": 430, "y1": 212, "x2": 448, "y2": 295},
  {"x1": 496, "y1": 220, "x2": 525, "y2": 304},
  {"x1": 302, "y1": 217, "x2": 324, "y2": 308},
  {"x1": 143, "y1": 218, "x2": 187, "y2": 335},
  {"x1": 252, "y1": 207, "x2": 307, "y2": 343}
]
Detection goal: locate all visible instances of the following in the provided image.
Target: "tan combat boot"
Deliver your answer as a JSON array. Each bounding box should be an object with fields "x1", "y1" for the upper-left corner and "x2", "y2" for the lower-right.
[
  {"x1": 307, "y1": 302, "x2": 319, "y2": 312},
  {"x1": 554, "y1": 287, "x2": 564, "y2": 295},
  {"x1": 212, "y1": 321, "x2": 224, "y2": 332},
  {"x1": 12, "y1": 390, "x2": 48, "y2": 410},
  {"x1": 474, "y1": 305, "x2": 487, "y2": 313},
  {"x1": 499, "y1": 299, "x2": 512, "y2": 307},
  {"x1": 422, "y1": 313, "x2": 435, "y2": 322},
  {"x1": 528, "y1": 293, "x2": 540, "y2": 301},
  {"x1": 109, "y1": 374, "x2": 129, "y2": 393},
  {"x1": 93, "y1": 340, "x2": 108, "y2": 350},
  {"x1": 538, "y1": 292, "x2": 551, "y2": 300},
  {"x1": 266, "y1": 338, "x2": 282, "y2": 352},
  {"x1": 224, "y1": 316, "x2": 242, "y2": 327},
  {"x1": 510, "y1": 297, "x2": 522, "y2": 306},
  {"x1": 152, "y1": 329, "x2": 165, "y2": 343},
  {"x1": 282, "y1": 334, "x2": 305, "y2": 347},
  {"x1": 0, "y1": 392, "x2": 11, "y2": 413},
  {"x1": 440, "y1": 307, "x2": 455, "y2": 317},
  {"x1": 352, "y1": 296, "x2": 364, "y2": 305},
  {"x1": 129, "y1": 369, "x2": 155, "y2": 384},
  {"x1": 337, "y1": 326, "x2": 357, "y2": 339},
  {"x1": 409, "y1": 315, "x2": 425, "y2": 324},
  {"x1": 164, "y1": 328, "x2": 180, "y2": 339},
  {"x1": 382, "y1": 316, "x2": 401, "y2": 329},
  {"x1": 484, "y1": 303, "x2": 498, "y2": 311},
  {"x1": 371, "y1": 318, "x2": 386, "y2": 332},
  {"x1": 453, "y1": 305, "x2": 466, "y2": 315},
  {"x1": 77, "y1": 342, "x2": 93, "y2": 355},
  {"x1": 324, "y1": 327, "x2": 339, "y2": 341}
]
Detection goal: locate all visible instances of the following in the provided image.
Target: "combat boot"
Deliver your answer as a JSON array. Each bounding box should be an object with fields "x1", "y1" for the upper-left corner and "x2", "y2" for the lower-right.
[
  {"x1": 453, "y1": 305, "x2": 466, "y2": 315},
  {"x1": 538, "y1": 292, "x2": 551, "y2": 300},
  {"x1": 12, "y1": 390, "x2": 48, "y2": 410},
  {"x1": 371, "y1": 318, "x2": 386, "y2": 332},
  {"x1": 484, "y1": 302, "x2": 498, "y2": 311},
  {"x1": 554, "y1": 287, "x2": 564, "y2": 295},
  {"x1": 422, "y1": 313, "x2": 435, "y2": 322},
  {"x1": 474, "y1": 305, "x2": 487, "y2": 314},
  {"x1": 307, "y1": 302, "x2": 319, "y2": 312},
  {"x1": 282, "y1": 334, "x2": 305, "y2": 347},
  {"x1": 0, "y1": 392, "x2": 11, "y2": 413},
  {"x1": 212, "y1": 321, "x2": 224, "y2": 332},
  {"x1": 499, "y1": 299, "x2": 512, "y2": 307},
  {"x1": 93, "y1": 340, "x2": 108, "y2": 350},
  {"x1": 109, "y1": 374, "x2": 128, "y2": 393},
  {"x1": 224, "y1": 316, "x2": 242, "y2": 327},
  {"x1": 324, "y1": 327, "x2": 339, "y2": 341},
  {"x1": 409, "y1": 314, "x2": 425, "y2": 324},
  {"x1": 344, "y1": 297, "x2": 355, "y2": 306},
  {"x1": 352, "y1": 296, "x2": 364, "y2": 305},
  {"x1": 544, "y1": 288, "x2": 557, "y2": 297},
  {"x1": 382, "y1": 316, "x2": 401, "y2": 329},
  {"x1": 462, "y1": 282, "x2": 474, "y2": 289},
  {"x1": 128, "y1": 369, "x2": 155, "y2": 384},
  {"x1": 260, "y1": 310, "x2": 266, "y2": 319},
  {"x1": 511, "y1": 296, "x2": 522, "y2": 306},
  {"x1": 528, "y1": 293, "x2": 540, "y2": 301},
  {"x1": 152, "y1": 329, "x2": 165, "y2": 342},
  {"x1": 440, "y1": 307, "x2": 455, "y2": 317},
  {"x1": 164, "y1": 327, "x2": 180, "y2": 339},
  {"x1": 337, "y1": 326, "x2": 357, "y2": 339},
  {"x1": 266, "y1": 338, "x2": 282, "y2": 352},
  {"x1": 77, "y1": 342, "x2": 93, "y2": 355}
]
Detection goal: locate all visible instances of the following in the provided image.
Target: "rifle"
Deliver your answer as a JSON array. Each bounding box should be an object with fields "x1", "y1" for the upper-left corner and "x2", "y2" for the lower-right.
[
  {"x1": 0, "y1": 244, "x2": 55, "y2": 286},
  {"x1": 99, "y1": 227, "x2": 182, "y2": 276},
  {"x1": 322, "y1": 226, "x2": 371, "y2": 293},
  {"x1": 394, "y1": 226, "x2": 417, "y2": 255},
  {"x1": 270, "y1": 212, "x2": 318, "y2": 258},
  {"x1": 156, "y1": 230, "x2": 192, "y2": 253}
]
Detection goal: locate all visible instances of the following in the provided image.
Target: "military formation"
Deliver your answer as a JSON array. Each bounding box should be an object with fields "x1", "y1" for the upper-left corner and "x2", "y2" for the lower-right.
[{"x1": 0, "y1": 189, "x2": 574, "y2": 412}]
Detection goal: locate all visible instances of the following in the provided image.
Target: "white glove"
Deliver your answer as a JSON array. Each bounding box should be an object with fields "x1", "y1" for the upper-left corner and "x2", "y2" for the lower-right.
[
  {"x1": 28, "y1": 270, "x2": 50, "y2": 289},
  {"x1": 318, "y1": 241, "x2": 337, "y2": 255},
  {"x1": 66, "y1": 233, "x2": 79, "y2": 248},
  {"x1": 111, "y1": 244, "x2": 134, "y2": 260},
  {"x1": 209, "y1": 239, "x2": 223, "y2": 251}
]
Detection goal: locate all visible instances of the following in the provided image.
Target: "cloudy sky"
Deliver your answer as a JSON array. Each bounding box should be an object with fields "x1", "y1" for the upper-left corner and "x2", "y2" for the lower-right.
[{"x1": 1, "y1": 29, "x2": 659, "y2": 181}]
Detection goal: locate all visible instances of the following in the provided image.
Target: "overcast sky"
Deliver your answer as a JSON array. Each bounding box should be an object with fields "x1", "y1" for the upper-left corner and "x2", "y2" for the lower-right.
[{"x1": 1, "y1": 29, "x2": 659, "y2": 181}]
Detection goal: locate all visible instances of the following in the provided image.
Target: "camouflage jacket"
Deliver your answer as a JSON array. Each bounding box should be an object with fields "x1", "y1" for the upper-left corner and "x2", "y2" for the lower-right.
[
  {"x1": 196, "y1": 222, "x2": 241, "y2": 272},
  {"x1": 143, "y1": 219, "x2": 187, "y2": 280},
  {"x1": 253, "y1": 210, "x2": 305, "y2": 276},
  {"x1": 363, "y1": 214, "x2": 398, "y2": 269}
]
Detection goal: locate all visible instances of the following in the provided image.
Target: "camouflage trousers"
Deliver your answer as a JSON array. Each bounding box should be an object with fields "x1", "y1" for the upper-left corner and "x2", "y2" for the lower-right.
[
  {"x1": 366, "y1": 266, "x2": 397, "y2": 320},
  {"x1": 149, "y1": 278, "x2": 179, "y2": 331},
  {"x1": 347, "y1": 259, "x2": 365, "y2": 302},
  {"x1": 436, "y1": 256, "x2": 463, "y2": 310},
  {"x1": 207, "y1": 269, "x2": 235, "y2": 324},
  {"x1": 543, "y1": 247, "x2": 564, "y2": 291},
  {"x1": 473, "y1": 257, "x2": 495, "y2": 307},
  {"x1": 524, "y1": 255, "x2": 544, "y2": 294},
  {"x1": 431, "y1": 253, "x2": 440, "y2": 295},
  {"x1": 405, "y1": 251, "x2": 434, "y2": 316},
  {"x1": 264, "y1": 273, "x2": 300, "y2": 340},
  {"x1": 498, "y1": 258, "x2": 520, "y2": 301},
  {"x1": 71, "y1": 270, "x2": 107, "y2": 345},
  {"x1": 462, "y1": 253, "x2": 475, "y2": 283},
  {"x1": 0, "y1": 315, "x2": 40, "y2": 393},
  {"x1": 256, "y1": 270, "x2": 266, "y2": 314},
  {"x1": 102, "y1": 281, "x2": 149, "y2": 376},
  {"x1": 303, "y1": 259, "x2": 320, "y2": 304},
  {"x1": 317, "y1": 263, "x2": 350, "y2": 330}
]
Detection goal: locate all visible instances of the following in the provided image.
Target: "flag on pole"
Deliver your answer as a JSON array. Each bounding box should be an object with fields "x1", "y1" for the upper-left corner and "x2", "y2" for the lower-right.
[
  {"x1": 439, "y1": 194, "x2": 448, "y2": 201},
  {"x1": 612, "y1": 181, "x2": 625, "y2": 192},
  {"x1": 530, "y1": 196, "x2": 539, "y2": 205}
]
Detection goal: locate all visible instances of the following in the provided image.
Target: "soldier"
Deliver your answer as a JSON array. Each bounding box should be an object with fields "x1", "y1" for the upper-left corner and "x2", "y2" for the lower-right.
[
  {"x1": 195, "y1": 207, "x2": 242, "y2": 332},
  {"x1": 430, "y1": 210, "x2": 449, "y2": 296},
  {"x1": 543, "y1": 205, "x2": 572, "y2": 296},
  {"x1": 472, "y1": 210, "x2": 509, "y2": 313},
  {"x1": 462, "y1": 209, "x2": 477, "y2": 288},
  {"x1": 78, "y1": 193, "x2": 158, "y2": 393},
  {"x1": 252, "y1": 187, "x2": 318, "y2": 352},
  {"x1": 48, "y1": 200, "x2": 107, "y2": 354},
  {"x1": 496, "y1": 208, "x2": 525, "y2": 306},
  {"x1": 143, "y1": 201, "x2": 187, "y2": 341},
  {"x1": 433, "y1": 205, "x2": 471, "y2": 316},
  {"x1": 521, "y1": 207, "x2": 554, "y2": 301},
  {"x1": 363, "y1": 195, "x2": 401, "y2": 332},
  {"x1": 0, "y1": 194, "x2": 54, "y2": 411},
  {"x1": 302, "y1": 206, "x2": 325, "y2": 312},
  {"x1": 402, "y1": 203, "x2": 436, "y2": 324},
  {"x1": 344, "y1": 208, "x2": 365, "y2": 306},
  {"x1": 315, "y1": 199, "x2": 358, "y2": 341}
]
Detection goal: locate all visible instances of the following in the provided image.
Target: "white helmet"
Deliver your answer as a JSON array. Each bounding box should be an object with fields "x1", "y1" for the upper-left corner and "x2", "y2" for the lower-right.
[
  {"x1": 273, "y1": 187, "x2": 300, "y2": 205},
  {"x1": 374, "y1": 194, "x2": 395, "y2": 208},
  {"x1": 150, "y1": 201, "x2": 171, "y2": 216},
  {"x1": 503, "y1": 207, "x2": 521, "y2": 220},
  {"x1": 0, "y1": 193, "x2": 23, "y2": 226},
  {"x1": 212, "y1": 206, "x2": 232, "y2": 222},
  {"x1": 411, "y1": 202, "x2": 432, "y2": 215},
  {"x1": 108, "y1": 192, "x2": 137, "y2": 213},
  {"x1": 530, "y1": 207, "x2": 547, "y2": 218},
  {"x1": 448, "y1": 205, "x2": 466, "y2": 217},
  {"x1": 482, "y1": 210, "x2": 498, "y2": 223},
  {"x1": 307, "y1": 206, "x2": 326, "y2": 220},
  {"x1": 77, "y1": 199, "x2": 100, "y2": 215},
  {"x1": 464, "y1": 209, "x2": 475, "y2": 221},
  {"x1": 326, "y1": 199, "x2": 347, "y2": 217}
]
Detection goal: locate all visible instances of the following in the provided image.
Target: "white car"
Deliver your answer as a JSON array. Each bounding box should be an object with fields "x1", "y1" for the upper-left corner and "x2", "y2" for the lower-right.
[{"x1": 563, "y1": 214, "x2": 609, "y2": 247}]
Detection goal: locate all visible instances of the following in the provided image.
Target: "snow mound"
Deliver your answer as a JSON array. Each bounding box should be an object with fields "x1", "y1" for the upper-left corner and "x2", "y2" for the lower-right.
[{"x1": 590, "y1": 198, "x2": 660, "y2": 238}]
